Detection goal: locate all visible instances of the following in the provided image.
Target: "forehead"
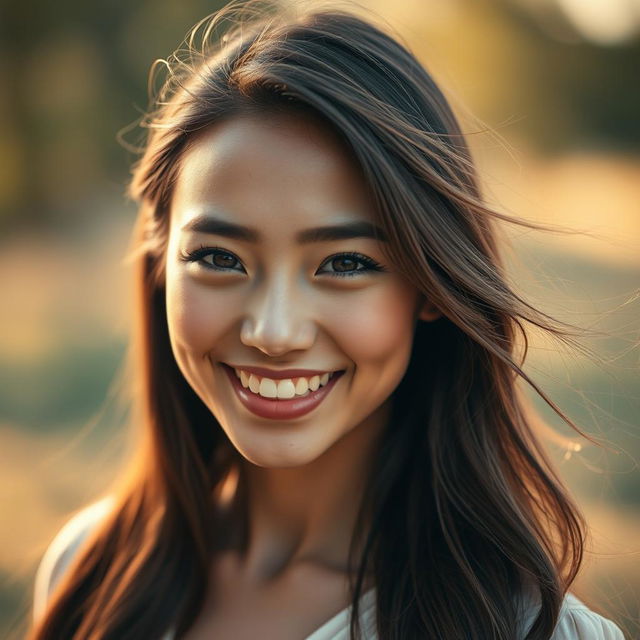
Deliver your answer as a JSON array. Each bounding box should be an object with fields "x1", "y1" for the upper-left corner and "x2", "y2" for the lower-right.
[{"x1": 170, "y1": 112, "x2": 376, "y2": 232}]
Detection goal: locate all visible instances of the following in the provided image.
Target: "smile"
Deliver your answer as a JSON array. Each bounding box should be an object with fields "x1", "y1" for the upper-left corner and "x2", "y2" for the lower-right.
[
  {"x1": 221, "y1": 363, "x2": 345, "y2": 420},
  {"x1": 233, "y1": 367, "x2": 337, "y2": 398}
]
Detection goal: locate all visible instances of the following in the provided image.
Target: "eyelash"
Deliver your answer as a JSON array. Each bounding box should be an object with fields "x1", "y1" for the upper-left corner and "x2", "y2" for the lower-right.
[{"x1": 178, "y1": 245, "x2": 387, "y2": 278}]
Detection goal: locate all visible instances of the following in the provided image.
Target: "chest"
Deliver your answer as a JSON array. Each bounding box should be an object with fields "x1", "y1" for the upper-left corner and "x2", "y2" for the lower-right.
[{"x1": 181, "y1": 556, "x2": 353, "y2": 640}]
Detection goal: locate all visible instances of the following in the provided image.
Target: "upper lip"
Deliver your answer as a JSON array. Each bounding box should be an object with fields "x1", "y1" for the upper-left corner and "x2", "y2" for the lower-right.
[{"x1": 223, "y1": 363, "x2": 343, "y2": 379}]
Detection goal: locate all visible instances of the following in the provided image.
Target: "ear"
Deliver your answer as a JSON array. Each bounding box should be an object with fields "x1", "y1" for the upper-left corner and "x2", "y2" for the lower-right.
[{"x1": 417, "y1": 298, "x2": 442, "y2": 322}]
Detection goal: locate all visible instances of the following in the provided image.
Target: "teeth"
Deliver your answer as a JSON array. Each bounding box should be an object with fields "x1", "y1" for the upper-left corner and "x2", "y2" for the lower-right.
[
  {"x1": 233, "y1": 368, "x2": 337, "y2": 399},
  {"x1": 248, "y1": 374, "x2": 260, "y2": 394},
  {"x1": 259, "y1": 377, "x2": 278, "y2": 398},
  {"x1": 276, "y1": 379, "x2": 296, "y2": 399}
]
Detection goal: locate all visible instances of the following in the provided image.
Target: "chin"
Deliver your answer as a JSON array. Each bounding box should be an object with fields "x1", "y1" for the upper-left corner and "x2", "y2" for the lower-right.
[{"x1": 234, "y1": 438, "x2": 330, "y2": 469}]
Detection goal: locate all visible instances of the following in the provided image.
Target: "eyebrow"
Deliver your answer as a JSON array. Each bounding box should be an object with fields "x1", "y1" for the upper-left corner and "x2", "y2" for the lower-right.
[{"x1": 181, "y1": 214, "x2": 388, "y2": 244}]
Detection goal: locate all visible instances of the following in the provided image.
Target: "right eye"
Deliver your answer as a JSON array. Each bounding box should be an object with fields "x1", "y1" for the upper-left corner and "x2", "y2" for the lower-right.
[{"x1": 179, "y1": 246, "x2": 246, "y2": 273}]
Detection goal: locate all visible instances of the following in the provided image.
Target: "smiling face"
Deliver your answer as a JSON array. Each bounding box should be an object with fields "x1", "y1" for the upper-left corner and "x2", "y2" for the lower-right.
[{"x1": 165, "y1": 110, "x2": 437, "y2": 468}]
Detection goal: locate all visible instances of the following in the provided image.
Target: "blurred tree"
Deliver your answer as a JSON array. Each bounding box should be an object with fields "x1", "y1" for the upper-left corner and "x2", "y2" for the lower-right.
[
  {"x1": 0, "y1": 0, "x2": 227, "y2": 233},
  {"x1": 502, "y1": 0, "x2": 640, "y2": 153},
  {"x1": 0, "y1": 0, "x2": 638, "y2": 229}
]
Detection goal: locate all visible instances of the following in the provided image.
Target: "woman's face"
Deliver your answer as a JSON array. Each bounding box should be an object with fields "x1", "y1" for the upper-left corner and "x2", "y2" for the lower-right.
[{"x1": 165, "y1": 111, "x2": 436, "y2": 468}]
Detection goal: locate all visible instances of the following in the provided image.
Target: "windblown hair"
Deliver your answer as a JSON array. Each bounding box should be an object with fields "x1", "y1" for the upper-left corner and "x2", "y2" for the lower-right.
[{"x1": 29, "y1": 1, "x2": 592, "y2": 638}]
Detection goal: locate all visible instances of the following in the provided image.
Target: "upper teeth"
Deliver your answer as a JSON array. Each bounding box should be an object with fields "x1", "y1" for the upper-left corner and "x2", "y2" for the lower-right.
[{"x1": 233, "y1": 368, "x2": 335, "y2": 399}]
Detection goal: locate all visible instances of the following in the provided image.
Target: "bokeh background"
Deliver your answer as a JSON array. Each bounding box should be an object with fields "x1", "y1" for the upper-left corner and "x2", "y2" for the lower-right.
[{"x1": 1, "y1": 0, "x2": 638, "y2": 637}]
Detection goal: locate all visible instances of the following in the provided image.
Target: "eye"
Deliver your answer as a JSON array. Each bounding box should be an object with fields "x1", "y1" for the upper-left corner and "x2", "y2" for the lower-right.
[
  {"x1": 316, "y1": 252, "x2": 386, "y2": 278},
  {"x1": 179, "y1": 246, "x2": 246, "y2": 273},
  {"x1": 179, "y1": 246, "x2": 386, "y2": 278}
]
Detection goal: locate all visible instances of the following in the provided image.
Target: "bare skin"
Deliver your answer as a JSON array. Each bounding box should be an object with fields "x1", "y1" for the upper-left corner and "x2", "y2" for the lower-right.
[{"x1": 165, "y1": 111, "x2": 439, "y2": 638}]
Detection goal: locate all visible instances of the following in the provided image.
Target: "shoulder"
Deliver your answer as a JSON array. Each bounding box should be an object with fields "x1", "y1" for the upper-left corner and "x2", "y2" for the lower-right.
[
  {"x1": 549, "y1": 593, "x2": 626, "y2": 640},
  {"x1": 32, "y1": 495, "x2": 115, "y2": 624},
  {"x1": 519, "y1": 586, "x2": 626, "y2": 640}
]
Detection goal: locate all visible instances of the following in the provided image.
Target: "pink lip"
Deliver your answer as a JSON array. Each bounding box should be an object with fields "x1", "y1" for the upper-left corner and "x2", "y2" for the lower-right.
[
  {"x1": 223, "y1": 364, "x2": 341, "y2": 379},
  {"x1": 221, "y1": 363, "x2": 345, "y2": 420}
]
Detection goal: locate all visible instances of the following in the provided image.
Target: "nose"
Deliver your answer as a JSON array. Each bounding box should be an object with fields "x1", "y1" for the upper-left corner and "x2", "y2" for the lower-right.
[{"x1": 239, "y1": 274, "x2": 316, "y2": 357}]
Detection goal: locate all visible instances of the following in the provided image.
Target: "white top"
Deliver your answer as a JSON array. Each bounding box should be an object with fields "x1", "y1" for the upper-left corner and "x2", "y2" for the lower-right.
[{"x1": 33, "y1": 498, "x2": 626, "y2": 639}]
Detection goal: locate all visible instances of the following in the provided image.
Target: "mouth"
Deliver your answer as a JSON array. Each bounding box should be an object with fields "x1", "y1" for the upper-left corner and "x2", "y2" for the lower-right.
[{"x1": 220, "y1": 363, "x2": 346, "y2": 420}]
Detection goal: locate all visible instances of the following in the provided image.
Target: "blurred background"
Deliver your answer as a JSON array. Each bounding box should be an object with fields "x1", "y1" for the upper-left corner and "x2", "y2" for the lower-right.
[{"x1": 0, "y1": 0, "x2": 638, "y2": 637}]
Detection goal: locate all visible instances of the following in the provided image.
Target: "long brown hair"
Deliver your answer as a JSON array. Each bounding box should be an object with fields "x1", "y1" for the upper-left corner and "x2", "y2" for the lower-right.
[{"x1": 29, "y1": 1, "x2": 594, "y2": 637}]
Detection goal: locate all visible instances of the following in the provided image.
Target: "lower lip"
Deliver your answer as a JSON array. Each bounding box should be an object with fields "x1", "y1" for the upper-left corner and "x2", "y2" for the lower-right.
[{"x1": 221, "y1": 364, "x2": 345, "y2": 420}]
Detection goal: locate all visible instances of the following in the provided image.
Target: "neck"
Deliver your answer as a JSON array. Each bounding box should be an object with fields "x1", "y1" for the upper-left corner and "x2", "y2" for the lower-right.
[{"x1": 220, "y1": 400, "x2": 390, "y2": 584}]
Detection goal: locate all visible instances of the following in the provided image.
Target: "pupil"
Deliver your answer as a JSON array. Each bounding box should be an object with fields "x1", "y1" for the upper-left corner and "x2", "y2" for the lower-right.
[
  {"x1": 335, "y1": 257, "x2": 355, "y2": 272},
  {"x1": 214, "y1": 252, "x2": 235, "y2": 268}
]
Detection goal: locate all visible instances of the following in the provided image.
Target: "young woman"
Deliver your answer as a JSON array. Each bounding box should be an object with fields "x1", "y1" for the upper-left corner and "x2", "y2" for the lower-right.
[{"x1": 29, "y1": 1, "x2": 626, "y2": 638}]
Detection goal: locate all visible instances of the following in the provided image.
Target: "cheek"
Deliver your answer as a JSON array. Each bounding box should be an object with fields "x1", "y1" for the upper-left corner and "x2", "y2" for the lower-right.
[
  {"x1": 165, "y1": 273, "x2": 230, "y2": 352},
  {"x1": 328, "y1": 279, "x2": 418, "y2": 367}
]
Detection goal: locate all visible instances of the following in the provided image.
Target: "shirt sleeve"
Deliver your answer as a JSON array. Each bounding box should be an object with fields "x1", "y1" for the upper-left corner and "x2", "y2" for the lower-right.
[
  {"x1": 32, "y1": 496, "x2": 114, "y2": 625},
  {"x1": 551, "y1": 593, "x2": 626, "y2": 640}
]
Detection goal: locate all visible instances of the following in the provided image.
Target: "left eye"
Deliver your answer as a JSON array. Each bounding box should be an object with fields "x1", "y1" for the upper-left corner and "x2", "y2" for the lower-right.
[{"x1": 317, "y1": 253, "x2": 383, "y2": 277}]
